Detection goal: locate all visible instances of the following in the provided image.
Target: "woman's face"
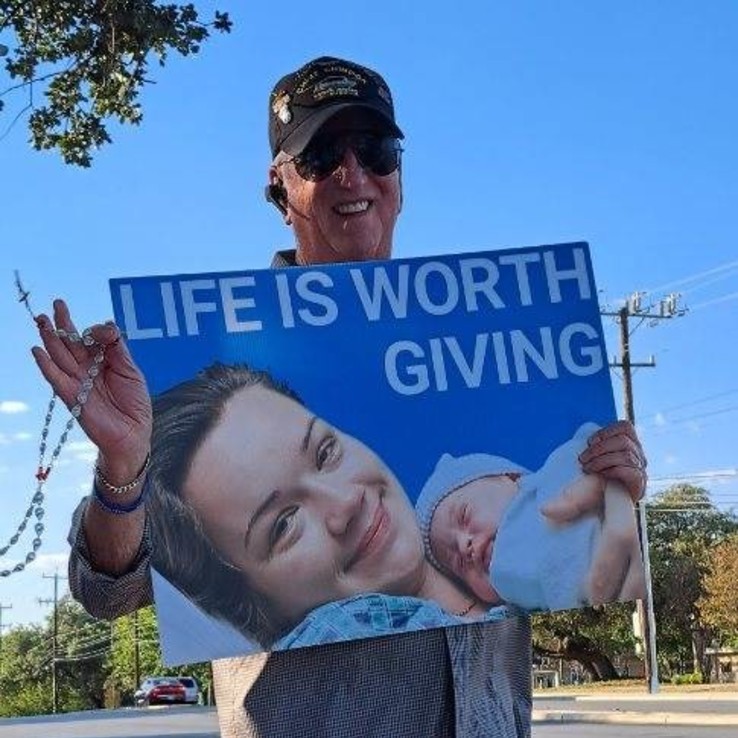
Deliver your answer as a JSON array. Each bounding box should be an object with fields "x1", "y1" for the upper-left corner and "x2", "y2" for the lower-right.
[{"x1": 183, "y1": 386, "x2": 426, "y2": 627}]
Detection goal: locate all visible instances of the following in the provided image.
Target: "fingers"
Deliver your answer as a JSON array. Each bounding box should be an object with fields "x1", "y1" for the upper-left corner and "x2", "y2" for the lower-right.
[
  {"x1": 35, "y1": 313, "x2": 82, "y2": 378},
  {"x1": 619, "y1": 552, "x2": 647, "y2": 602},
  {"x1": 588, "y1": 529, "x2": 632, "y2": 605},
  {"x1": 33, "y1": 300, "x2": 124, "y2": 404},
  {"x1": 580, "y1": 421, "x2": 648, "y2": 502},
  {"x1": 588, "y1": 486, "x2": 642, "y2": 604},
  {"x1": 52, "y1": 299, "x2": 89, "y2": 364},
  {"x1": 31, "y1": 345, "x2": 80, "y2": 409},
  {"x1": 541, "y1": 474, "x2": 604, "y2": 523}
]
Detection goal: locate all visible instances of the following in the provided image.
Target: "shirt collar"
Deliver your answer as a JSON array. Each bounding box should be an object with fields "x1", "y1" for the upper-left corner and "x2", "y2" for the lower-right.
[{"x1": 271, "y1": 249, "x2": 298, "y2": 268}]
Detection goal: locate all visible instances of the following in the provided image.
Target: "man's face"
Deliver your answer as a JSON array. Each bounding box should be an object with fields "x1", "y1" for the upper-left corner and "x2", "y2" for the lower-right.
[{"x1": 274, "y1": 110, "x2": 402, "y2": 265}]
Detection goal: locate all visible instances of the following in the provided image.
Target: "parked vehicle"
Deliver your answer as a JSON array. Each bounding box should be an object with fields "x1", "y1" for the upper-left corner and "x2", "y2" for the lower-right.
[
  {"x1": 177, "y1": 675, "x2": 201, "y2": 704},
  {"x1": 134, "y1": 676, "x2": 187, "y2": 707}
]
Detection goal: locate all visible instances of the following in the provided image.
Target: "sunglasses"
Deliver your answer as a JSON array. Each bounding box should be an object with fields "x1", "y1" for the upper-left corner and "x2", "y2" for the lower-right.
[{"x1": 288, "y1": 133, "x2": 403, "y2": 182}]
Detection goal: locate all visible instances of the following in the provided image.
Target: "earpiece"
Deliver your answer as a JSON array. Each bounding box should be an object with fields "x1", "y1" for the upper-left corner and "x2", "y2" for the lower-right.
[{"x1": 265, "y1": 181, "x2": 289, "y2": 216}]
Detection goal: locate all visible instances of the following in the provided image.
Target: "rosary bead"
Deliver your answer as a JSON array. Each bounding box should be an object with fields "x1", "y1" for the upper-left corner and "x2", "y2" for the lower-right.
[{"x1": 6, "y1": 285, "x2": 109, "y2": 577}]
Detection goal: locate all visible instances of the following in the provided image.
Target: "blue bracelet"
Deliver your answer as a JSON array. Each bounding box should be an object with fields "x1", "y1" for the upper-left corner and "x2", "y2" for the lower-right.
[{"x1": 92, "y1": 476, "x2": 149, "y2": 515}]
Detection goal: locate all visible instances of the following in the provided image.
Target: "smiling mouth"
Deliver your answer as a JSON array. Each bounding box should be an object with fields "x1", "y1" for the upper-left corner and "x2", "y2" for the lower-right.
[
  {"x1": 346, "y1": 500, "x2": 390, "y2": 570},
  {"x1": 333, "y1": 199, "x2": 371, "y2": 216}
]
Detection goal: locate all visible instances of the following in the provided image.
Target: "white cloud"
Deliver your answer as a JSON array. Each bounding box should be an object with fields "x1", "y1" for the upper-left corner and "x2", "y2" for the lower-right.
[
  {"x1": 27, "y1": 551, "x2": 69, "y2": 574},
  {"x1": 68, "y1": 440, "x2": 97, "y2": 464},
  {"x1": 0, "y1": 401, "x2": 29, "y2": 414},
  {"x1": 0, "y1": 553, "x2": 66, "y2": 574},
  {"x1": 654, "y1": 412, "x2": 667, "y2": 427},
  {"x1": 664, "y1": 454, "x2": 678, "y2": 465},
  {"x1": 67, "y1": 440, "x2": 96, "y2": 453},
  {"x1": 0, "y1": 431, "x2": 33, "y2": 445}
]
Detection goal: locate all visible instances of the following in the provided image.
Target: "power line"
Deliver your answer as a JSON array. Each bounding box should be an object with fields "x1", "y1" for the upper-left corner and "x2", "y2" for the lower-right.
[
  {"x1": 641, "y1": 258, "x2": 738, "y2": 295},
  {"x1": 641, "y1": 388, "x2": 738, "y2": 418},
  {"x1": 690, "y1": 291, "x2": 738, "y2": 311}
]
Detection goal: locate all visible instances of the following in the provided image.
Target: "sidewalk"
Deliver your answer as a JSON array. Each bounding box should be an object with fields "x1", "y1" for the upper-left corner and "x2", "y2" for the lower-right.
[{"x1": 532, "y1": 684, "x2": 738, "y2": 726}]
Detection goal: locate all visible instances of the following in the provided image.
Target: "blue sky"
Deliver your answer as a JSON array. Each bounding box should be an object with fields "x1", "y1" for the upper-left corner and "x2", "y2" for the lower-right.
[{"x1": 1, "y1": 1, "x2": 736, "y2": 629}]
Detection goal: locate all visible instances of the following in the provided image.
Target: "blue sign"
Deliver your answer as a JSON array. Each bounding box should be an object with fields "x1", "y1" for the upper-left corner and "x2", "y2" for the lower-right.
[{"x1": 110, "y1": 243, "x2": 641, "y2": 664}]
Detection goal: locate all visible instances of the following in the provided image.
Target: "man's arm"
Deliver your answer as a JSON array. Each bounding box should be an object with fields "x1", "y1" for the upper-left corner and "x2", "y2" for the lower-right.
[
  {"x1": 68, "y1": 495, "x2": 154, "y2": 619},
  {"x1": 33, "y1": 300, "x2": 155, "y2": 618}
]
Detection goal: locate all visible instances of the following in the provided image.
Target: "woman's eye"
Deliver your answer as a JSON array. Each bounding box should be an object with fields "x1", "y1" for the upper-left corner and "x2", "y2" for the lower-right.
[
  {"x1": 269, "y1": 507, "x2": 297, "y2": 550},
  {"x1": 316, "y1": 434, "x2": 340, "y2": 470}
]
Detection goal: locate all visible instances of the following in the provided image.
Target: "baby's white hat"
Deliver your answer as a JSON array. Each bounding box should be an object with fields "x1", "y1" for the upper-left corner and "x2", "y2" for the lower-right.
[{"x1": 415, "y1": 453, "x2": 530, "y2": 573}]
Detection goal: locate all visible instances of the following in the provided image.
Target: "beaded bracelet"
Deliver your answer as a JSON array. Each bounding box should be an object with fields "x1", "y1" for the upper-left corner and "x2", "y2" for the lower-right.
[
  {"x1": 92, "y1": 476, "x2": 149, "y2": 515},
  {"x1": 94, "y1": 452, "x2": 151, "y2": 495}
]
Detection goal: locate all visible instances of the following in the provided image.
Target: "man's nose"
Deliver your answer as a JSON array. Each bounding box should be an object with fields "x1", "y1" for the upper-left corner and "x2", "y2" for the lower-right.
[{"x1": 334, "y1": 147, "x2": 367, "y2": 186}]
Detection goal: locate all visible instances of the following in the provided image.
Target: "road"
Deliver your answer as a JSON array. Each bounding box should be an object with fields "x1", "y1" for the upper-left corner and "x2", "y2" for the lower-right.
[
  {"x1": 535, "y1": 696, "x2": 738, "y2": 716},
  {"x1": 0, "y1": 704, "x2": 734, "y2": 738},
  {"x1": 0, "y1": 706, "x2": 218, "y2": 738},
  {"x1": 537, "y1": 726, "x2": 729, "y2": 737}
]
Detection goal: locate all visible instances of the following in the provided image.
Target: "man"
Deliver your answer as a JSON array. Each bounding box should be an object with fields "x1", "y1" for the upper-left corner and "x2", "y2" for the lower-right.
[{"x1": 39, "y1": 56, "x2": 646, "y2": 738}]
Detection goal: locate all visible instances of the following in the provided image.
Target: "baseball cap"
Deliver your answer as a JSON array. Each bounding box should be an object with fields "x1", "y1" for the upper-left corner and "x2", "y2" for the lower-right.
[{"x1": 268, "y1": 56, "x2": 404, "y2": 157}]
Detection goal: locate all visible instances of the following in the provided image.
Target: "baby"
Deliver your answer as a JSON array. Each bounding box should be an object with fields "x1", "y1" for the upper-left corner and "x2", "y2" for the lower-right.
[{"x1": 415, "y1": 423, "x2": 643, "y2": 612}]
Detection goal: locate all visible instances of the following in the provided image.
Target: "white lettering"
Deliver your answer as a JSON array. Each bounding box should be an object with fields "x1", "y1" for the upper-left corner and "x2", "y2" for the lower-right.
[
  {"x1": 351, "y1": 265, "x2": 410, "y2": 320},
  {"x1": 220, "y1": 277, "x2": 263, "y2": 333}
]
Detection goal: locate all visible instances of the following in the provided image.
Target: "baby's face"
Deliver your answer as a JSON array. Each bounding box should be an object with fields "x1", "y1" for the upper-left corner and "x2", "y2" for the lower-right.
[{"x1": 429, "y1": 476, "x2": 518, "y2": 604}]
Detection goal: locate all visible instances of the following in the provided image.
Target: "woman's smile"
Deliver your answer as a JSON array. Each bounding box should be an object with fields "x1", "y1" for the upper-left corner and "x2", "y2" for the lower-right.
[{"x1": 345, "y1": 495, "x2": 393, "y2": 572}]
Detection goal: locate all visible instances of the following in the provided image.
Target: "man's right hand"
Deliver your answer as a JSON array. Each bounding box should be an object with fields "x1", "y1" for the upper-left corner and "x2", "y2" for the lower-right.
[{"x1": 32, "y1": 298, "x2": 153, "y2": 482}]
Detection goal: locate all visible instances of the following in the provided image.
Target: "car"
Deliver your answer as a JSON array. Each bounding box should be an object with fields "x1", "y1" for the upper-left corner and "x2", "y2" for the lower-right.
[
  {"x1": 134, "y1": 676, "x2": 187, "y2": 707},
  {"x1": 176, "y1": 675, "x2": 201, "y2": 705}
]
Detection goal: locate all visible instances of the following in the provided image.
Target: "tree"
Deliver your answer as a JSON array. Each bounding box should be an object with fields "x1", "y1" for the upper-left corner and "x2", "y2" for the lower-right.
[
  {"x1": 533, "y1": 604, "x2": 638, "y2": 681},
  {"x1": 0, "y1": 1, "x2": 232, "y2": 165},
  {"x1": 53, "y1": 596, "x2": 113, "y2": 711},
  {"x1": 699, "y1": 533, "x2": 738, "y2": 639},
  {"x1": 647, "y1": 484, "x2": 738, "y2": 679},
  {"x1": 0, "y1": 624, "x2": 51, "y2": 717},
  {"x1": 108, "y1": 606, "x2": 211, "y2": 705}
]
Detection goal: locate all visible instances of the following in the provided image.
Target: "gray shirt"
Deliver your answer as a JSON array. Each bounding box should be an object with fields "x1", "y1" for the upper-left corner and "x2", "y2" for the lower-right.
[{"x1": 68, "y1": 250, "x2": 532, "y2": 737}]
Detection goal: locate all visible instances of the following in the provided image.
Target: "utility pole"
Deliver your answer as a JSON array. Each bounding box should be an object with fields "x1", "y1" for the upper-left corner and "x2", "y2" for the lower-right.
[
  {"x1": 133, "y1": 609, "x2": 141, "y2": 689},
  {"x1": 38, "y1": 571, "x2": 67, "y2": 714},
  {"x1": 0, "y1": 602, "x2": 12, "y2": 657},
  {"x1": 603, "y1": 290, "x2": 686, "y2": 695}
]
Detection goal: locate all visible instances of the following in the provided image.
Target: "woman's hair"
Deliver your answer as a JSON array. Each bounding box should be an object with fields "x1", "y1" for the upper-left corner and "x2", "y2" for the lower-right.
[{"x1": 147, "y1": 362, "x2": 302, "y2": 647}]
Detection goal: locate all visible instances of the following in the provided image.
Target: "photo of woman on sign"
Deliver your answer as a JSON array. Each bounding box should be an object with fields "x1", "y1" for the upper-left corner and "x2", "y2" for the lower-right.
[{"x1": 144, "y1": 363, "x2": 645, "y2": 652}]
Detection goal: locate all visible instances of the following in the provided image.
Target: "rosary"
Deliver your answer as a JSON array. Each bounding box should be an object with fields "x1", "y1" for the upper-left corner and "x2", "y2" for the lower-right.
[{"x1": 0, "y1": 273, "x2": 105, "y2": 578}]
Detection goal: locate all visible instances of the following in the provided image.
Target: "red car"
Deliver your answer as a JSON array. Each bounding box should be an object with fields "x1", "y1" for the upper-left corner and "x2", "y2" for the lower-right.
[{"x1": 134, "y1": 676, "x2": 187, "y2": 706}]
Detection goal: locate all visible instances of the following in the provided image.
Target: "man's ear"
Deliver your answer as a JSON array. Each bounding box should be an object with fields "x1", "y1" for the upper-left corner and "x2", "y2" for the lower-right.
[
  {"x1": 266, "y1": 166, "x2": 291, "y2": 224},
  {"x1": 397, "y1": 164, "x2": 404, "y2": 214}
]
